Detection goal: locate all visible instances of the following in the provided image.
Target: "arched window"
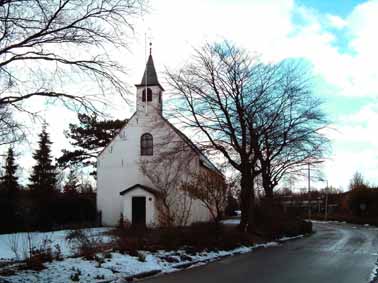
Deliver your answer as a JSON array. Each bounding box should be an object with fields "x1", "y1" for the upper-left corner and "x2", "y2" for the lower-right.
[
  {"x1": 142, "y1": 88, "x2": 152, "y2": 102},
  {"x1": 141, "y1": 133, "x2": 153, "y2": 156}
]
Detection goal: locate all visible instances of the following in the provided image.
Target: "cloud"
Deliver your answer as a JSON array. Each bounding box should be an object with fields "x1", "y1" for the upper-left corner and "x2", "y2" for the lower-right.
[
  {"x1": 326, "y1": 14, "x2": 347, "y2": 29},
  {"x1": 325, "y1": 102, "x2": 378, "y2": 188}
]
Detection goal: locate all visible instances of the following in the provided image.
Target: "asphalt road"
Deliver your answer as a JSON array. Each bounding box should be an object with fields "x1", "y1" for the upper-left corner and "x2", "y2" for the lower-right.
[{"x1": 143, "y1": 222, "x2": 378, "y2": 283}]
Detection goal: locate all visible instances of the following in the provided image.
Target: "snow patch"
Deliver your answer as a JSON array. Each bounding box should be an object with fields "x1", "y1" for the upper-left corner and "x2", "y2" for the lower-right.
[
  {"x1": 221, "y1": 219, "x2": 240, "y2": 225},
  {"x1": 0, "y1": 227, "x2": 112, "y2": 261},
  {"x1": 277, "y1": 235, "x2": 304, "y2": 242},
  {"x1": 0, "y1": 228, "x2": 305, "y2": 283},
  {"x1": 369, "y1": 259, "x2": 378, "y2": 283}
]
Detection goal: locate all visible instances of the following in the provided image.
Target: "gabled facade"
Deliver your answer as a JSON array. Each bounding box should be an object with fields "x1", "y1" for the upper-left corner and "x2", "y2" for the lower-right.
[{"x1": 97, "y1": 53, "x2": 222, "y2": 227}]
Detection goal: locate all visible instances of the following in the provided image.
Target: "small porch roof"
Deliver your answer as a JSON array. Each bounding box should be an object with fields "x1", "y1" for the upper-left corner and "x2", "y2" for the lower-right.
[{"x1": 119, "y1": 184, "x2": 160, "y2": 196}]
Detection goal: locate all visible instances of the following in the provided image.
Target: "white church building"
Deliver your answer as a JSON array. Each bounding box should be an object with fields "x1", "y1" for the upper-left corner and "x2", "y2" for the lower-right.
[{"x1": 97, "y1": 52, "x2": 223, "y2": 227}]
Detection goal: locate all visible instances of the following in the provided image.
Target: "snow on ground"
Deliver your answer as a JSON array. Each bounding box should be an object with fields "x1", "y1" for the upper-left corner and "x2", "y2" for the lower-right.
[
  {"x1": 277, "y1": 235, "x2": 304, "y2": 242},
  {"x1": 0, "y1": 227, "x2": 301, "y2": 283},
  {"x1": 310, "y1": 220, "x2": 378, "y2": 230},
  {"x1": 369, "y1": 259, "x2": 378, "y2": 283},
  {"x1": 220, "y1": 218, "x2": 240, "y2": 225},
  {"x1": 0, "y1": 244, "x2": 282, "y2": 283},
  {"x1": 0, "y1": 227, "x2": 112, "y2": 261}
]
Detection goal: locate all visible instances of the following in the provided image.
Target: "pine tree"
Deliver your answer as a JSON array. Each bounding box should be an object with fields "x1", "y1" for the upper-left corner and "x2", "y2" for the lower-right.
[
  {"x1": 57, "y1": 113, "x2": 126, "y2": 176},
  {"x1": 29, "y1": 127, "x2": 57, "y2": 193},
  {"x1": 0, "y1": 147, "x2": 19, "y2": 198},
  {"x1": 63, "y1": 169, "x2": 79, "y2": 194}
]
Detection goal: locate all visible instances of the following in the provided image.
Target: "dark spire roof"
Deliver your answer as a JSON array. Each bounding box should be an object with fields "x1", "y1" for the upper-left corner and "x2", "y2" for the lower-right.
[{"x1": 135, "y1": 54, "x2": 164, "y2": 90}]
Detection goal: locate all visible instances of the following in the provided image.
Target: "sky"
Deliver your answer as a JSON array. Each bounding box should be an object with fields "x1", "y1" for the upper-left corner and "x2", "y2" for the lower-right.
[{"x1": 9, "y1": 0, "x2": 378, "y2": 191}]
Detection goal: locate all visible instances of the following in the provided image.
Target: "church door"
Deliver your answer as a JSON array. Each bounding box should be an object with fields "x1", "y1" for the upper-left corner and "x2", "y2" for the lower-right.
[{"x1": 132, "y1": 197, "x2": 146, "y2": 226}]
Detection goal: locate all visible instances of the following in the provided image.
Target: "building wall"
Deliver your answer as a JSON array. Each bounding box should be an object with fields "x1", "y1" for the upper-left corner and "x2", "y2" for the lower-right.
[{"x1": 97, "y1": 85, "x2": 215, "y2": 226}]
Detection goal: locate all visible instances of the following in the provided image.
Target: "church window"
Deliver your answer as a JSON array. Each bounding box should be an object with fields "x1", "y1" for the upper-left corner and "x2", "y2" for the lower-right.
[
  {"x1": 141, "y1": 133, "x2": 153, "y2": 155},
  {"x1": 142, "y1": 88, "x2": 152, "y2": 102}
]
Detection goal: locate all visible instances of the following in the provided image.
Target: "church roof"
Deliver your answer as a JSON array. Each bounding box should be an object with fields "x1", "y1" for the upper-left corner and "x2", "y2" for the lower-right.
[
  {"x1": 160, "y1": 116, "x2": 222, "y2": 176},
  {"x1": 135, "y1": 54, "x2": 165, "y2": 91}
]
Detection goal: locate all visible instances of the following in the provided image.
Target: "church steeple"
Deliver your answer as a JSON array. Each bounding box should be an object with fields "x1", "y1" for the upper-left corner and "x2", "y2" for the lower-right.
[
  {"x1": 135, "y1": 50, "x2": 164, "y2": 115},
  {"x1": 135, "y1": 52, "x2": 164, "y2": 91}
]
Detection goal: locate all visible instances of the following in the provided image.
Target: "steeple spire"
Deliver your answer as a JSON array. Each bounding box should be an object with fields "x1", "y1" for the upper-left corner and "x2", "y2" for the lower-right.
[
  {"x1": 136, "y1": 50, "x2": 164, "y2": 90},
  {"x1": 135, "y1": 48, "x2": 164, "y2": 114}
]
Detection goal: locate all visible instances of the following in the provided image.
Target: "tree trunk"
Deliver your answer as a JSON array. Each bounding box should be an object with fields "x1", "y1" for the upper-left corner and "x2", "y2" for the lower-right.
[
  {"x1": 239, "y1": 169, "x2": 254, "y2": 231},
  {"x1": 247, "y1": 176, "x2": 255, "y2": 233},
  {"x1": 261, "y1": 172, "x2": 276, "y2": 237},
  {"x1": 261, "y1": 170, "x2": 273, "y2": 200}
]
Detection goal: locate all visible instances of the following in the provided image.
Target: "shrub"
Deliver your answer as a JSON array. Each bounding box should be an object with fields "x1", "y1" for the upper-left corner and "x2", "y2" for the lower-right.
[
  {"x1": 348, "y1": 188, "x2": 378, "y2": 218},
  {"x1": 22, "y1": 243, "x2": 54, "y2": 271},
  {"x1": 54, "y1": 244, "x2": 63, "y2": 261},
  {"x1": 66, "y1": 229, "x2": 104, "y2": 260},
  {"x1": 0, "y1": 190, "x2": 98, "y2": 234},
  {"x1": 116, "y1": 237, "x2": 142, "y2": 256},
  {"x1": 94, "y1": 255, "x2": 105, "y2": 267},
  {"x1": 70, "y1": 268, "x2": 81, "y2": 282},
  {"x1": 254, "y1": 199, "x2": 312, "y2": 239},
  {"x1": 18, "y1": 234, "x2": 57, "y2": 271},
  {"x1": 137, "y1": 251, "x2": 146, "y2": 262},
  {"x1": 111, "y1": 221, "x2": 258, "y2": 254}
]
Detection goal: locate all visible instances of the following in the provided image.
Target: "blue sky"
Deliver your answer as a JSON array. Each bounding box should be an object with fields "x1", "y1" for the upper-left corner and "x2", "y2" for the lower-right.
[
  {"x1": 14, "y1": 0, "x2": 378, "y2": 190},
  {"x1": 297, "y1": 0, "x2": 363, "y2": 17}
]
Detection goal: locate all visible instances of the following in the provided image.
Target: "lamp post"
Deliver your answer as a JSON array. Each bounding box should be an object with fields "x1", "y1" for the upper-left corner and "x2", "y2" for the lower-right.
[
  {"x1": 324, "y1": 179, "x2": 329, "y2": 220},
  {"x1": 318, "y1": 177, "x2": 329, "y2": 220},
  {"x1": 307, "y1": 160, "x2": 324, "y2": 220}
]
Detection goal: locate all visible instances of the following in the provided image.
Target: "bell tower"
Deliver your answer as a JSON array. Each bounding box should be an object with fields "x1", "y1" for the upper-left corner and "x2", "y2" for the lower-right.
[{"x1": 135, "y1": 47, "x2": 164, "y2": 115}]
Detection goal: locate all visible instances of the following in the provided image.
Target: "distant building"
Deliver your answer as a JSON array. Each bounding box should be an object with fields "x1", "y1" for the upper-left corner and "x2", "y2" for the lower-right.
[{"x1": 97, "y1": 52, "x2": 222, "y2": 227}]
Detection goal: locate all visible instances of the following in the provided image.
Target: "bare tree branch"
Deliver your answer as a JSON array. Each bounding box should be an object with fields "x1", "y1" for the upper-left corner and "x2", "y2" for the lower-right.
[{"x1": 0, "y1": 0, "x2": 145, "y2": 114}]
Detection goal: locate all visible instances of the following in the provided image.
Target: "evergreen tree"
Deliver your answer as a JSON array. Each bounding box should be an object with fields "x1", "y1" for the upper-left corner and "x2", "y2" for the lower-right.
[
  {"x1": 63, "y1": 169, "x2": 79, "y2": 194},
  {"x1": 57, "y1": 113, "x2": 126, "y2": 176},
  {"x1": 0, "y1": 147, "x2": 19, "y2": 198},
  {"x1": 29, "y1": 127, "x2": 57, "y2": 193}
]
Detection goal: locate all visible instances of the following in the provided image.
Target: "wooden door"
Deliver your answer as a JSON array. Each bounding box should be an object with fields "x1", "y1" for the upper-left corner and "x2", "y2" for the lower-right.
[{"x1": 132, "y1": 196, "x2": 146, "y2": 226}]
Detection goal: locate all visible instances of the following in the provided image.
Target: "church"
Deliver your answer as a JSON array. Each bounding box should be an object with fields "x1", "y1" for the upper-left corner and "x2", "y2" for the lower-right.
[{"x1": 97, "y1": 51, "x2": 223, "y2": 227}]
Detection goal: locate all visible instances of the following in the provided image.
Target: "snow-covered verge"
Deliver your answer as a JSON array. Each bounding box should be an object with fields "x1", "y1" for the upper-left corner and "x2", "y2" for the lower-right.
[
  {"x1": 0, "y1": 228, "x2": 304, "y2": 283},
  {"x1": 0, "y1": 227, "x2": 112, "y2": 261},
  {"x1": 369, "y1": 259, "x2": 378, "y2": 283},
  {"x1": 310, "y1": 220, "x2": 378, "y2": 230}
]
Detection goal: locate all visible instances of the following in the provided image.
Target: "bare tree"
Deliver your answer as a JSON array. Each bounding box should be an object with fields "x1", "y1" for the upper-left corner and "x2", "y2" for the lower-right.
[
  {"x1": 183, "y1": 169, "x2": 227, "y2": 225},
  {"x1": 247, "y1": 61, "x2": 329, "y2": 200},
  {"x1": 166, "y1": 42, "x2": 329, "y2": 231},
  {"x1": 0, "y1": 104, "x2": 24, "y2": 145},
  {"x1": 349, "y1": 171, "x2": 368, "y2": 190},
  {"x1": 166, "y1": 42, "x2": 266, "y2": 230},
  {"x1": 139, "y1": 124, "x2": 197, "y2": 227},
  {"x1": 0, "y1": 0, "x2": 144, "y2": 115},
  {"x1": 140, "y1": 155, "x2": 194, "y2": 227}
]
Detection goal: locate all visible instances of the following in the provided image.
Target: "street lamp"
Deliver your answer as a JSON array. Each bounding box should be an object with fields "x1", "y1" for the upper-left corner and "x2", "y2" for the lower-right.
[
  {"x1": 318, "y1": 177, "x2": 329, "y2": 220},
  {"x1": 307, "y1": 160, "x2": 324, "y2": 220}
]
